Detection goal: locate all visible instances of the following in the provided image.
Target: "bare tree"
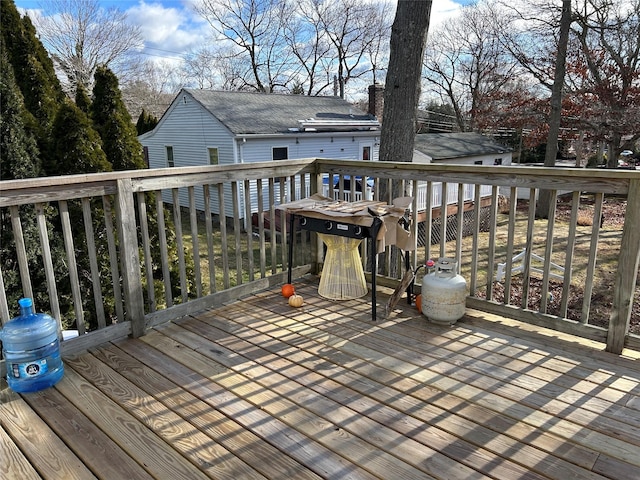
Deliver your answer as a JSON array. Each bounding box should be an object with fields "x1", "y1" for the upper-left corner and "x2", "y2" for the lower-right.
[
  {"x1": 31, "y1": 0, "x2": 142, "y2": 93},
  {"x1": 282, "y1": 2, "x2": 334, "y2": 96},
  {"x1": 501, "y1": 1, "x2": 639, "y2": 171},
  {"x1": 423, "y1": 1, "x2": 518, "y2": 132},
  {"x1": 193, "y1": 0, "x2": 296, "y2": 92},
  {"x1": 120, "y1": 60, "x2": 184, "y2": 119},
  {"x1": 310, "y1": 0, "x2": 393, "y2": 98},
  {"x1": 570, "y1": 0, "x2": 640, "y2": 167},
  {"x1": 183, "y1": 47, "x2": 220, "y2": 90}
]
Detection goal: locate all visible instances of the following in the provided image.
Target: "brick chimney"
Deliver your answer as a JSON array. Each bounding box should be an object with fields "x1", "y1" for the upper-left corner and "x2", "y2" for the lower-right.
[{"x1": 368, "y1": 83, "x2": 384, "y2": 122}]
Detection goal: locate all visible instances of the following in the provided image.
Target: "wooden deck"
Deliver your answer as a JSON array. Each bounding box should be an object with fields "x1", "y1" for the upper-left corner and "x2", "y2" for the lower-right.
[{"x1": 2, "y1": 277, "x2": 640, "y2": 480}]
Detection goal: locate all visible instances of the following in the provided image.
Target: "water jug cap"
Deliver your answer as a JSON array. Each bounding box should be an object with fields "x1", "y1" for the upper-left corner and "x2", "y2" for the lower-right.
[{"x1": 18, "y1": 297, "x2": 33, "y2": 308}]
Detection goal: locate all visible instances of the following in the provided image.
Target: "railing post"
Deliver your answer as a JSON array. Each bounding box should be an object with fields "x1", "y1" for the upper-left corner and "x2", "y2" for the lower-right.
[
  {"x1": 116, "y1": 178, "x2": 146, "y2": 338},
  {"x1": 607, "y1": 178, "x2": 640, "y2": 354}
]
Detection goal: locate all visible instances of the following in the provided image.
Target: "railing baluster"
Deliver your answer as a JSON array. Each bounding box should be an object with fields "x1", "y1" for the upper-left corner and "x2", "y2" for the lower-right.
[
  {"x1": 469, "y1": 184, "x2": 481, "y2": 296},
  {"x1": 455, "y1": 183, "x2": 464, "y2": 267},
  {"x1": 9, "y1": 205, "x2": 33, "y2": 302},
  {"x1": 137, "y1": 191, "x2": 155, "y2": 312},
  {"x1": 244, "y1": 179, "x2": 255, "y2": 283},
  {"x1": 35, "y1": 203, "x2": 62, "y2": 334},
  {"x1": 188, "y1": 186, "x2": 202, "y2": 297},
  {"x1": 217, "y1": 184, "x2": 230, "y2": 289},
  {"x1": 559, "y1": 191, "x2": 580, "y2": 318},
  {"x1": 269, "y1": 178, "x2": 277, "y2": 275},
  {"x1": 581, "y1": 192, "x2": 604, "y2": 323},
  {"x1": 540, "y1": 190, "x2": 558, "y2": 314},
  {"x1": 81, "y1": 197, "x2": 106, "y2": 329},
  {"x1": 203, "y1": 184, "x2": 216, "y2": 293},
  {"x1": 486, "y1": 186, "x2": 499, "y2": 302},
  {"x1": 504, "y1": 187, "x2": 518, "y2": 305},
  {"x1": 280, "y1": 178, "x2": 289, "y2": 272},
  {"x1": 172, "y1": 188, "x2": 188, "y2": 302},
  {"x1": 521, "y1": 189, "x2": 537, "y2": 309},
  {"x1": 0, "y1": 267, "x2": 8, "y2": 325},
  {"x1": 102, "y1": 195, "x2": 123, "y2": 321},
  {"x1": 439, "y1": 182, "x2": 447, "y2": 259},
  {"x1": 256, "y1": 178, "x2": 267, "y2": 277},
  {"x1": 232, "y1": 181, "x2": 243, "y2": 286},
  {"x1": 59, "y1": 200, "x2": 85, "y2": 334},
  {"x1": 155, "y1": 190, "x2": 173, "y2": 307}
]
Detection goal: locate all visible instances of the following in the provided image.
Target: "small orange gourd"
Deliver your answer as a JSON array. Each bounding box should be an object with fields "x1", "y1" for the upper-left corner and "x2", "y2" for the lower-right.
[
  {"x1": 281, "y1": 283, "x2": 295, "y2": 298},
  {"x1": 288, "y1": 294, "x2": 304, "y2": 307}
]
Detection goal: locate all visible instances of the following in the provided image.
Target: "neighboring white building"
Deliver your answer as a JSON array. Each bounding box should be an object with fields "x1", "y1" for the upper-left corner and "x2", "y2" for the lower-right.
[
  {"x1": 413, "y1": 132, "x2": 513, "y2": 165},
  {"x1": 139, "y1": 88, "x2": 380, "y2": 169},
  {"x1": 138, "y1": 89, "x2": 381, "y2": 218}
]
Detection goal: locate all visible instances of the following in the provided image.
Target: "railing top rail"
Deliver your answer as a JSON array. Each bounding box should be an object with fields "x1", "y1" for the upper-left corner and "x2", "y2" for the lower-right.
[
  {"x1": 2, "y1": 158, "x2": 638, "y2": 208},
  {"x1": 316, "y1": 159, "x2": 639, "y2": 195},
  {"x1": 0, "y1": 159, "x2": 318, "y2": 207}
]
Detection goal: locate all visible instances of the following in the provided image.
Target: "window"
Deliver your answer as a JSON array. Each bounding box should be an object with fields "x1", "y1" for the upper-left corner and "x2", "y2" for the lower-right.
[
  {"x1": 272, "y1": 147, "x2": 288, "y2": 161},
  {"x1": 166, "y1": 146, "x2": 174, "y2": 167},
  {"x1": 208, "y1": 147, "x2": 219, "y2": 165},
  {"x1": 474, "y1": 160, "x2": 483, "y2": 165},
  {"x1": 143, "y1": 146, "x2": 149, "y2": 168},
  {"x1": 362, "y1": 146, "x2": 371, "y2": 161},
  {"x1": 494, "y1": 158, "x2": 503, "y2": 165}
]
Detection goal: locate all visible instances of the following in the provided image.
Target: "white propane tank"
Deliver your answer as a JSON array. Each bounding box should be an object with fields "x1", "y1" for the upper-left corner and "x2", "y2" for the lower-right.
[{"x1": 421, "y1": 258, "x2": 467, "y2": 325}]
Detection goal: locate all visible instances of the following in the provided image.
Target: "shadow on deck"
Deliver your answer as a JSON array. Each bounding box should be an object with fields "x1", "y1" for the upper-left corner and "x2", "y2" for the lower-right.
[{"x1": 2, "y1": 276, "x2": 640, "y2": 480}]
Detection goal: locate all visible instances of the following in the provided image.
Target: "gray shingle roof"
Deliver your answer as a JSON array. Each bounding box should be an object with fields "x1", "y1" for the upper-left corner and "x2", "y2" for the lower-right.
[
  {"x1": 414, "y1": 132, "x2": 511, "y2": 160},
  {"x1": 185, "y1": 89, "x2": 376, "y2": 135}
]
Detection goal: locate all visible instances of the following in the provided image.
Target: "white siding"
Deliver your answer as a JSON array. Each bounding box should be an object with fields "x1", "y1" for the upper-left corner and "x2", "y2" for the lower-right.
[{"x1": 239, "y1": 133, "x2": 376, "y2": 163}]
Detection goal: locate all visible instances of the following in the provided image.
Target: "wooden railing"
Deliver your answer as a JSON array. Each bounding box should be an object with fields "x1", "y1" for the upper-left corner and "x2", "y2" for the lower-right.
[{"x1": 1, "y1": 159, "x2": 638, "y2": 377}]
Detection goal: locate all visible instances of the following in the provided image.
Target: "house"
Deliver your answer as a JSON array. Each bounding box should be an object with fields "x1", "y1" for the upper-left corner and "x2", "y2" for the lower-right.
[
  {"x1": 412, "y1": 132, "x2": 513, "y2": 165},
  {"x1": 138, "y1": 89, "x2": 381, "y2": 220},
  {"x1": 139, "y1": 88, "x2": 380, "y2": 169}
]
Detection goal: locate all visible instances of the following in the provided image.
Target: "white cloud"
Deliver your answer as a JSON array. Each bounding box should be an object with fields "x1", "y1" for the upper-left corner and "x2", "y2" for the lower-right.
[
  {"x1": 430, "y1": 0, "x2": 465, "y2": 26},
  {"x1": 125, "y1": 1, "x2": 208, "y2": 57}
]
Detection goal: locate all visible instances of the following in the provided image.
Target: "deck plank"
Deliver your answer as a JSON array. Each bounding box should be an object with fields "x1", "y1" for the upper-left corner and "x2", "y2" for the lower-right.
[
  {"x1": 91, "y1": 342, "x2": 325, "y2": 480},
  {"x1": 64, "y1": 352, "x2": 267, "y2": 480},
  {"x1": 0, "y1": 388, "x2": 97, "y2": 480},
  {"x1": 293, "y1": 292, "x2": 640, "y2": 468},
  {"x1": 175, "y1": 311, "x2": 543, "y2": 480},
  {"x1": 0, "y1": 425, "x2": 42, "y2": 480},
  {"x1": 20, "y1": 385, "x2": 154, "y2": 480},
  {"x1": 53, "y1": 367, "x2": 212, "y2": 479},
  {"x1": 204, "y1": 296, "x2": 617, "y2": 480},
  {"x1": 117, "y1": 335, "x2": 377, "y2": 480},
  {"x1": 142, "y1": 327, "x2": 413, "y2": 480},
  {"x1": 162, "y1": 319, "x2": 488, "y2": 480}
]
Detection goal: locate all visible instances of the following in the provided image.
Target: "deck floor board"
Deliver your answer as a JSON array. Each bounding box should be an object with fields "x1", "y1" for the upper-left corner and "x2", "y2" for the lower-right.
[{"x1": 2, "y1": 277, "x2": 639, "y2": 480}]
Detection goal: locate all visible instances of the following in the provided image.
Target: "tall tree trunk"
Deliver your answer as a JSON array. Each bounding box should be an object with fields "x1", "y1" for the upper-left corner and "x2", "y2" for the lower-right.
[
  {"x1": 379, "y1": 1, "x2": 432, "y2": 187},
  {"x1": 536, "y1": 0, "x2": 572, "y2": 218},
  {"x1": 377, "y1": 1, "x2": 432, "y2": 278}
]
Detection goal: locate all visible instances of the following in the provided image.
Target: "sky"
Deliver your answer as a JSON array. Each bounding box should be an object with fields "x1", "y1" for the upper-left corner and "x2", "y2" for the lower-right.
[{"x1": 14, "y1": 0, "x2": 470, "y2": 67}]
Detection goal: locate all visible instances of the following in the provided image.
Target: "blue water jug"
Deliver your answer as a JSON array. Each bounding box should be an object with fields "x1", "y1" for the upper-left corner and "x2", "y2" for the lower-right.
[{"x1": 1, "y1": 298, "x2": 64, "y2": 393}]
